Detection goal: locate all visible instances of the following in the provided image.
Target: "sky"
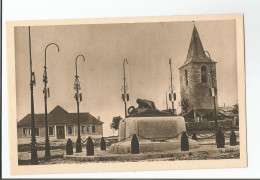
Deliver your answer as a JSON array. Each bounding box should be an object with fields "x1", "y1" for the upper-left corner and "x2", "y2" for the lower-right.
[{"x1": 14, "y1": 20, "x2": 238, "y2": 136}]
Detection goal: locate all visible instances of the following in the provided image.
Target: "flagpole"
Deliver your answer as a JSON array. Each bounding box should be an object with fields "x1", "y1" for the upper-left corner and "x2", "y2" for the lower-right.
[
  {"x1": 166, "y1": 92, "x2": 168, "y2": 110},
  {"x1": 28, "y1": 26, "x2": 38, "y2": 165},
  {"x1": 169, "y1": 58, "x2": 175, "y2": 115},
  {"x1": 123, "y1": 58, "x2": 128, "y2": 118},
  {"x1": 205, "y1": 51, "x2": 218, "y2": 129}
]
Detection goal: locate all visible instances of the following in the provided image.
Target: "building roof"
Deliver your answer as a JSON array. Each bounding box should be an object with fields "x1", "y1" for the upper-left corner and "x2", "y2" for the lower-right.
[
  {"x1": 180, "y1": 108, "x2": 221, "y2": 118},
  {"x1": 218, "y1": 106, "x2": 236, "y2": 117},
  {"x1": 193, "y1": 109, "x2": 216, "y2": 116},
  {"x1": 17, "y1": 105, "x2": 103, "y2": 126},
  {"x1": 180, "y1": 25, "x2": 216, "y2": 68}
]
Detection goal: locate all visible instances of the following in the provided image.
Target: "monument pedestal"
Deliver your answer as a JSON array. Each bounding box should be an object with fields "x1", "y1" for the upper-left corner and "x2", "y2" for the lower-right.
[
  {"x1": 109, "y1": 138, "x2": 199, "y2": 154},
  {"x1": 110, "y1": 116, "x2": 199, "y2": 154}
]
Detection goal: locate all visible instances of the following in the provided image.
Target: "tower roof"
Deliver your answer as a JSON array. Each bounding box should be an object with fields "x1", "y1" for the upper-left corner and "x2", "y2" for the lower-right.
[{"x1": 181, "y1": 24, "x2": 215, "y2": 68}]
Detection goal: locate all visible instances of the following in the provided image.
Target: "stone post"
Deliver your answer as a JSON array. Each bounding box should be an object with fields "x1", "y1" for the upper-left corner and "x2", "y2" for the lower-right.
[
  {"x1": 131, "y1": 134, "x2": 139, "y2": 154},
  {"x1": 181, "y1": 132, "x2": 189, "y2": 151}
]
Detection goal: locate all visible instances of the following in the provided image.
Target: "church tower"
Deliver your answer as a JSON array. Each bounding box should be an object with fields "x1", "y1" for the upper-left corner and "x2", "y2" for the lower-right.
[{"x1": 179, "y1": 24, "x2": 218, "y2": 118}]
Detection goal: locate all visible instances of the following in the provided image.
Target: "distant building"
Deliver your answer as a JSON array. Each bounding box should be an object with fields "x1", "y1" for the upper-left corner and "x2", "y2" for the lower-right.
[
  {"x1": 179, "y1": 25, "x2": 218, "y2": 122},
  {"x1": 17, "y1": 105, "x2": 103, "y2": 139},
  {"x1": 218, "y1": 106, "x2": 236, "y2": 119}
]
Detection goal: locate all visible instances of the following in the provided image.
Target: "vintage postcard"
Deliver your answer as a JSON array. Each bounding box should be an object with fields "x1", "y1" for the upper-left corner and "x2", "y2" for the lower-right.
[{"x1": 7, "y1": 14, "x2": 246, "y2": 175}]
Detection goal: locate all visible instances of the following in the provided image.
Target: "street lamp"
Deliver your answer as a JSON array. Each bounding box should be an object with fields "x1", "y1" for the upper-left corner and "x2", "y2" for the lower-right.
[
  {"x1": 122, "y1": 58, "x2": 129, "y2": 118},
  {"x1": 28, "y1": 26, "x2": 38, "y2": 165},
  {"x1": 43, "y1": 43, "x2": 59, "y2": 160},
  {"x1": 169, "y1": 58, "x2": 176, "y2": 115},
  {"x1": 74, "y1": 54, "x2": 85, "y2": 153},
  {"x1": 204, "y1": 51, "x2": 218, "y2": 129}
]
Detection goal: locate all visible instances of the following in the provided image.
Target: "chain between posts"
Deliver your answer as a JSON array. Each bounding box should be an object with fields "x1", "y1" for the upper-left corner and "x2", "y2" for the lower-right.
[
  {"x1": 79, "y1": 131, "x2": 187, "y2": 144},
  {"x1": 118, "y1": 131, "x2": 185, "y2": 142}
]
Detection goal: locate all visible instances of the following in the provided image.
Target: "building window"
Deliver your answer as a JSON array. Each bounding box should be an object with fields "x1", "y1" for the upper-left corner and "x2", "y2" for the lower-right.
[
  {"x1": 35, "y1": 128, "x2": 39, "y2": 136},
  {"x1": 67, "y1": 125, "x2": 73, "y2": 135},
  {"x1": 185, "y1": 69, "x2": 188, "y2": 85},
  {"x1": 92, "y1": 125, "x2": 96, "y2": 133},
  {"x1": 201, "y1": 65, "x2": 207, "y2": 83},
  {"x1": 23, "y1": 128, "x2": 28, "y2": 136},
  {"x1": 49, "y1": 126, "x2": 54, "y2": 136},
  {"x1": 87, "y1": 125, "x2": 91, "y2": 134},
  {"x1": 29, "y1": 128, "x2": 39, "y2": 136},
  {"x1": 82, "y1": 126, "x2": 86, "y2": 134}
]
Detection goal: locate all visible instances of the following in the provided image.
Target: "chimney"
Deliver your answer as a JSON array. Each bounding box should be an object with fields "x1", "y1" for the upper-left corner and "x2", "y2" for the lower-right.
[{"x1": 97, "y1": 116, "x2": 100, "y2": 121}]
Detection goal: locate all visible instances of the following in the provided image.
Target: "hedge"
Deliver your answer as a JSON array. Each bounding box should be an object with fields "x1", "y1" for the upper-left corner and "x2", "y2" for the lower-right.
[{"x1": 186, "y1": 120, "x2": 235, "y2": 132}]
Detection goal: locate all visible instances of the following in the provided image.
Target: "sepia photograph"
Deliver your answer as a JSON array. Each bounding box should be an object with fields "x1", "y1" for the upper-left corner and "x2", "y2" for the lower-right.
[{"x1": 6, "y1": 14, "x2": 246, "y2": 175}]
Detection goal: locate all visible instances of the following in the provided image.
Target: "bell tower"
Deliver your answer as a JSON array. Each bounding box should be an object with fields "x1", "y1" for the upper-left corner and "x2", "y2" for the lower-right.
[{"x1": 179, "y1": 24, "x2": 218, "y2": 114}]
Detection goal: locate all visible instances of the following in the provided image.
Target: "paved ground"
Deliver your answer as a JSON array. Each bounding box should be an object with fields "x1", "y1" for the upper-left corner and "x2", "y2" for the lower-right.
[
  {"x1": 36, "y1": 145, "x2": 240, "y2": 165},
  {"x1": 18, "y1": 130, "x2": 240, "y2": 165}
]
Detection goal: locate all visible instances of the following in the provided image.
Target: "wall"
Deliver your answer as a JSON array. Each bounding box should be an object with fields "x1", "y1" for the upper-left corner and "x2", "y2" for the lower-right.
[
  {"x1": 18, "y1": 124, "x2": 103, "y2": 140},
  {"x1": 180, "y1": 62, "x2": 218, "y2": 111},
  {"x1": 186, "y1": 119, "x2": 237, "y2": 132},
  {"x1": 17, "y1": 126, "x2": 45, "y2": 138},
  {"x1": 17, "y1": 127, "x2": 24, "y2": 138},
  {"x1": 66, "y1": 124, "x2": 103, "y2": 140}
]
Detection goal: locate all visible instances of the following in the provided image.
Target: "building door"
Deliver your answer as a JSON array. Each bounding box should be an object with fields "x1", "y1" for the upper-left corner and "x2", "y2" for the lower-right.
[{"x1": 56, "y1": 126, "x2": 65, "y2": 139}]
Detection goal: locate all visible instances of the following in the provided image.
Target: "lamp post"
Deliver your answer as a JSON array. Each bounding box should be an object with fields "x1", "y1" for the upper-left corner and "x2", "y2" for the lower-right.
[
  {"x1": 165, "y1": 92, "x2": 168, "y2": 110},
  {"x1": 43, "y1": 43, "x2": 59, "y2": 160},
  {"x1": 28, "y1": 26, "x2": 38, "y2": 165},
  {"x1": 122, "y1": 58, "x2": 129, "y2": 118},
  {"x1": 74, "y1": 54, "x2": 85, "y2": 153},
  {"x1": 204, "y1": 51, "x2": 218, "y2": 129},
  {"x1": 169, "y1": 58, "x2": 176, "y2": 115}
]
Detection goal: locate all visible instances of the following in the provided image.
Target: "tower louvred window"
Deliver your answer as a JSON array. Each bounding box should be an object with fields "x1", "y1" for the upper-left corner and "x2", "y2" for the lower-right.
[
  {"x1": 201, "y1": 65, "x2": 207, "y2": 83},
  {"x1": 185, "y1": 69, "x2": 188, "y2": 85}
]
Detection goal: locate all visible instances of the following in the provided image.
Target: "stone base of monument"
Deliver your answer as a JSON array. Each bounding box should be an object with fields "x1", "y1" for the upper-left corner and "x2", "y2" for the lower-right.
[
  {"x1": 110, "y1": 116, "x2": 199, "y2": 153},
  {"x1": 109, "y1": 138, "x2": 199, "y2": 154},
  {"x1": 118, "y1": 116, "x2": 188, "y2": 141}
]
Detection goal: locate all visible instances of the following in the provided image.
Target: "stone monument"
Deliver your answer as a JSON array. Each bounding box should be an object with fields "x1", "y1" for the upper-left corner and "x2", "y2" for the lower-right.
[{"x1": 109, "y1": 99, "x2": 199, "y2": 154}]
